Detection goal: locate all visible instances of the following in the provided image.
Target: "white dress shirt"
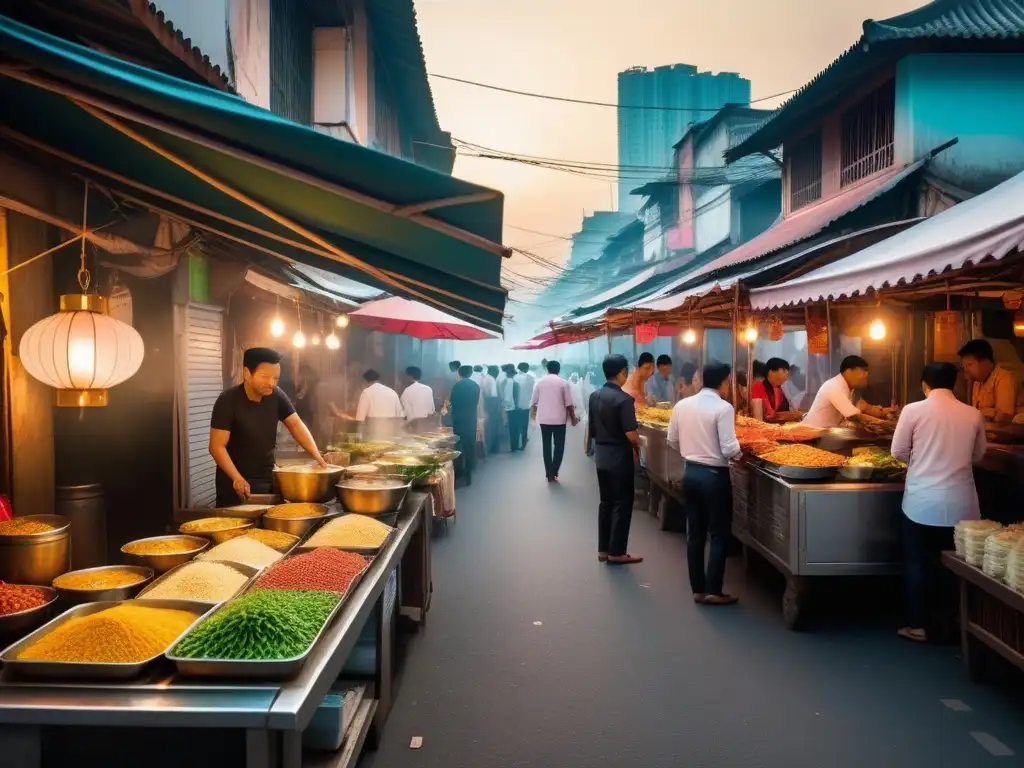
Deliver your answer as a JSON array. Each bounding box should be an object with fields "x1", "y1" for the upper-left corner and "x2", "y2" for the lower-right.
[
  {"x1": 667, "y1": 388, "x2": 742, "y2": 467},
  {"x1": 802, "y1": 374, "x2": 861, "y2": 428},
  {"x1": 514, "y1": 371, "x2": 535, "y2": 410},
  {"x1": 400, "y1": 381, "x2": 435, "y2": 421},
  {"x1": 499, "y1": 374, "x2": 517, "y2": 411},
  {"x1": 356, "y1": 382, "x2": 404, "y2": 421},
  {"x1": 471, "y1": 372, "x2": 484, "y2": 386},
  {"x1": 481, "y1": 373, "x2": 498, "y2": 399},
  {"x1": 890, "y1": 388, "x2": 987, "y2": 527}
]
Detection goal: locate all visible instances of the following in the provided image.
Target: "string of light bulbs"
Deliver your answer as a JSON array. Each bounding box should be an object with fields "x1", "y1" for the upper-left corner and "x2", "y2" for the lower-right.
[{"x1": 267, "y1": 295, "x2": 348, "y2": 350}]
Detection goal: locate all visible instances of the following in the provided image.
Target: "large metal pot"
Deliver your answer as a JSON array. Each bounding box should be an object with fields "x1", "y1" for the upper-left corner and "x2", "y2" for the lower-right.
[
  {"x1": 0, "y1": 515, "x2": 72, "y2": 586},
  {"x1": 335, "y1": 479, "x2": 411, "y2": 515},
  {"x1": 273, "y1": 465, "x2": 345, "y2": 503},
  {"x1": 263, "y1": 503, "x2": 331, "y2": 538}
]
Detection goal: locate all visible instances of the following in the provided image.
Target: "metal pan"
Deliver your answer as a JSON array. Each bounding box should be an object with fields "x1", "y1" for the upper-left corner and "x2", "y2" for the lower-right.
[
  {"x1": 167, "y1": 570, "x2": 366, "y2": 679},
  {"x1": 762, "y1": 462, "x2": 838, "y2": 481},
  {"x1": 296, "y1": 527, "x2": 394, "y2": 557},
  {"x1": 837, "y1": 465, "x2": 875, "y2": 482},
  {"x1": 0, "y1": 599, "x2": 211, "y2": 680},
  {"x1": 135, "y1": 560, "x2": 261, "y2": 606}
]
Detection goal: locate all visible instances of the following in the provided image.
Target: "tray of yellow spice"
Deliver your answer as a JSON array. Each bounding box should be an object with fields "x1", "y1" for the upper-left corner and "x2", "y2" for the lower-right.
[
  {"x1": 299, "y1": 513, "x2": 396, "y2": 555},
  {"x1": 0, "y1": 599, "x2": 210, "y2": 680}
]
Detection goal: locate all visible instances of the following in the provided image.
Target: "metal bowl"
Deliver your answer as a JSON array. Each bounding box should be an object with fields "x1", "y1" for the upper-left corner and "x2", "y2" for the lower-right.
[
  {"x1": 178, "y1": 518, "x2": 255, "y2": 545},
  {"x1": 273, "y1": 465, "x2": 345, "y2": 503},
  {"x1": 0, "y1": 515, "x2": 72, "y2": 586},
  {"x1": 52, "y1": 565, "x2": 154, "y2": 606},
  {"x1": 263, "y1": 503, "x2": 331, "y2": 538},
  {"x1": 0, "y1": 586, "x2": 59, "y2": 645},
  {"x1": 336, "y1": 478, "x2": 411, "y2": 515},
  {"x1": 838, "y1": 465, "x2": 875, "y2": 481},
  {"x1": 121, "y1": 535, "x2": 210, "y2": 573}
]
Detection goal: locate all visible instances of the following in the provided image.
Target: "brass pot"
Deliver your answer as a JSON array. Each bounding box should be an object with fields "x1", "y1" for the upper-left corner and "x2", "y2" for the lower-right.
[
  {"x1": 0, "y1": 515, "x2": 72, "y2": 586},
  {"x1": 335, "y1": 480, "x2": 410, "y2": 515},
  {"x1": 263, "y1": 504, "x2": 332, "y2": 538},
  {"x1": 273, "y1": 466, "x2": 345, "y2": 503}
]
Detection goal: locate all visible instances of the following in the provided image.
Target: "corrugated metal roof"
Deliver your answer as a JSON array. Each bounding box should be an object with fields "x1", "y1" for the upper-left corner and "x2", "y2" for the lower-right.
[{"x1": 726, "y1": 0, "x2": 1024, "y2": 162}]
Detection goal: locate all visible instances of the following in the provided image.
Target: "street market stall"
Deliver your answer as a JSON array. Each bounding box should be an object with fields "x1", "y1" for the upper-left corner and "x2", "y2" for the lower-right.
[{"x1": 0, "y1": 483, "x2": 431, "y2": 768}]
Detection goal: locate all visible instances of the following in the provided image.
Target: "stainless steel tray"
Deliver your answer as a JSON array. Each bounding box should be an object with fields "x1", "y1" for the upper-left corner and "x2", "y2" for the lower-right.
[
  {"x1": 296, "y1": 524, "x2": 395, "y2": 556},
  {"x1": 0, "y1": 599, "x2": 212, "y2": 680},
  {"x1": 762, "y1": 462, "x2": 838, "y2": 480},
  {"x1": 135, "y1": 560, "x2": 262, "y2": 606},
  {"x1": 167, "y1": 570, "x2": 366, "y2": 680}
]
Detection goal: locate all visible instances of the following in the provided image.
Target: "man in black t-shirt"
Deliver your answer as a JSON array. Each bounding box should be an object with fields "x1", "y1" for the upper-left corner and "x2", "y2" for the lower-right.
[{"x1": 209, "y1": 347, "x2": 327, "y2": 506}]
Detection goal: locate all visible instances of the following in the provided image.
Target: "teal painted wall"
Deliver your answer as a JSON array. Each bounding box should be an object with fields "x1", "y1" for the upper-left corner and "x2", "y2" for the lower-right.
[{"x1": 896, "y1": 54, "x2": 1024, "y2": 191}]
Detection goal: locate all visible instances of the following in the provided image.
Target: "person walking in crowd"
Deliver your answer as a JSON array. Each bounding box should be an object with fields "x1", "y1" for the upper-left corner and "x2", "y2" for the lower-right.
[
  {"x1": 676, "y1": 361, "x2": 701, "y2": 400},
  {"x1": 645, "y1": 354, "x2": 675, "y2": 405},
  {"x1": 624, "y1": 352, "x2": 656, "y2": 403},
  {"x1": 569, "y1": 372, "x2": 586, "y2": 420},
  {"x1": 890, "y1": 362, "x2": 987, "y2": 643},
  {"x1": 588, "y1": 354, "x2": 642, "y2": 565},
  {"x1": 668, "y1": 363, "x2": 742, "y2": 605},
  {"x1": 400, "y1": 366, "x2": 435, "y2": 430},
  {"x1": 471, "y1": 365, "x2": 484, "y2": 386},
  {"x1": 499, "y1": 364, "x2": 521, "y2": 451},
  {"x1": 356, "y1": 369, "x2": 404, "y2": 422},
  {"x1": 958, "y1": 339, "x2": 1019, "y2": 424},
  {"x1": 514, "y1": 362, "x2": 536, "y2": 449},
  {"x1": 449, "y1": 366, "x2": 481, "y2": 485},
  {"x1": 483, "y1": 365, "x2": 502, "y2": 454},
  {"x1": 750, "y1": 358, "x2": 794, "y2": 421},
  {"x1": 530, "y1": 360, "x2": 578, "y2": 482}
]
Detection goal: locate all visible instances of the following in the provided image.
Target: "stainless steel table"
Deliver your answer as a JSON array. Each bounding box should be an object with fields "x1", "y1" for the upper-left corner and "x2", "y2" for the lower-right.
[
  {"x1": 730, "y1": 459, "x2": 904, "y2": 628},
  {"x1": 0, "y1": 493, "x2": 427, "y2": 768}
]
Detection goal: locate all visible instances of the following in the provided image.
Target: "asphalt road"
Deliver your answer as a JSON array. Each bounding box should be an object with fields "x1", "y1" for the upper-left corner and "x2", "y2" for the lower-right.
[{"x1": 363, "y1": 424, "x2": 1024, "y2": 768}]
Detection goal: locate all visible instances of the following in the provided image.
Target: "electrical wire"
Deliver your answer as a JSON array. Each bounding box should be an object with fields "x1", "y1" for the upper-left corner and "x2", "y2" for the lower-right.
[{"x1": 429, "y1": 73, "x2": 798, "y2": 112}]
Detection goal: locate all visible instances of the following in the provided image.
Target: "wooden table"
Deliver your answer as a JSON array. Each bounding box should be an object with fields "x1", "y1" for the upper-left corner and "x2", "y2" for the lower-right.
[{"x1": 942, "y1": 552, "x2": 1024, "y2": 680}]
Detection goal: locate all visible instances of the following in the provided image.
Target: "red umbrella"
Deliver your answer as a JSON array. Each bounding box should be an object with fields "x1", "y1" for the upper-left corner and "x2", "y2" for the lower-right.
[{"x1": 348, "y1": 297, "x2": 497, "y2": 340}]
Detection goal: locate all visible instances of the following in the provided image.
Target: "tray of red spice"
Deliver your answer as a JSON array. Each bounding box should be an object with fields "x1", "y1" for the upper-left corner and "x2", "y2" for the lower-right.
[{"x1": 0, "y1": 582, "x2": 59, "y2": 645}]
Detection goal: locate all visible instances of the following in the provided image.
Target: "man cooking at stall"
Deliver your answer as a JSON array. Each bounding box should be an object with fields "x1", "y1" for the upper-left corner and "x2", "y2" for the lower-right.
[
  {"x1": 209, "y1": 347, "x2": 328, "y2": 506},
  {"x1": 801, "y1": 355, "x2": 890, "y2": 428},
  {"x1": 958, "y1": 339, "x2": 1019, "y2": 424}
]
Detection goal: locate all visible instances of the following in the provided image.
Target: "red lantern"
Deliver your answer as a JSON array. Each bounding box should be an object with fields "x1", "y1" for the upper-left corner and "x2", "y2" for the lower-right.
[{"x1": 634, "y1": 323, "x2": 659, "y2": 344}]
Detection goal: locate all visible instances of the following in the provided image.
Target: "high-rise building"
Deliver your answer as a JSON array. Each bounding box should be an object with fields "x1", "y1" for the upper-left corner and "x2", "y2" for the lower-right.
[{"x1": 617, "y1": 64, "x2": 750, "y2": 213}]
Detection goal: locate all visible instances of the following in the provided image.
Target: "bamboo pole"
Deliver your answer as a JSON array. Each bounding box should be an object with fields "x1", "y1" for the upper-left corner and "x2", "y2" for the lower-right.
[{"x1": 731, "y1": 284, "x2": 740, "y2": 408}]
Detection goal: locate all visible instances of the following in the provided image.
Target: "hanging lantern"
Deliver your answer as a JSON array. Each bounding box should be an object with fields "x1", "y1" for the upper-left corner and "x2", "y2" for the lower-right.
[
  {"x1": 1002, "y1": 291, "x2": 1023, "y2": 310},
  {"x1": 325, "y1": 333, "x2": 340, "y2": 350},
  {"x1": 1013, "y1": 311, "x2": 1024, "y2": 338},
  {"x1": 335, "y1": 314, "x2": 350, "y2": 329},
  {"x1": 743, "y1": 324, "x2": 759, "y2": 344},
  {"x1": 634, "y1": 323, "x2": 659, "y2": 344},
  {"x1": 681, "y1": 328, "x2": 697, "y2": 345},
  {"x1": 19, "y1": 294, "x2": 145, "y2": 407}
]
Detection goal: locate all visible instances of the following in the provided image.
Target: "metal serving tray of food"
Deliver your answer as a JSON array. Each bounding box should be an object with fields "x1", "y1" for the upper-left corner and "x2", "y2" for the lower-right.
[
  {"x1": 166, "y1": 568, "x2": 368, "y2": 680},
  {"x1": 0, "y1": 599, "x2": 212, "y2": 681},
  {"x1": 761, "y1": 462, "x2": 837, "y2": 481},
  {"x1": 135, "y1": 560, "x2": 262, "y2": 606},
  {"x1": 295, "y1": 527, "x2": 394, "y2": 557}
]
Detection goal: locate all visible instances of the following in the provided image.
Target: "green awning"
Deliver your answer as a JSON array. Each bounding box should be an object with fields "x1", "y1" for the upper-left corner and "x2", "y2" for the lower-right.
[{"x1": 0, "y1": 14, "x2": 507, "y2": 332}]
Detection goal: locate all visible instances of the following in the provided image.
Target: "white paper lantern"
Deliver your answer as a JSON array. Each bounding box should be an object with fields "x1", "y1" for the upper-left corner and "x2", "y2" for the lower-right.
[{"x1": 18, "y1": 295, "x2": 145, "y2": 407}]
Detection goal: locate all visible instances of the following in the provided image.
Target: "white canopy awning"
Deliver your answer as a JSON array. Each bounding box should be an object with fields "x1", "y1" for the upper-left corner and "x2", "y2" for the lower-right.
[{"x1": 750, "y1": 171, "x2": 1024, "y2": 310}]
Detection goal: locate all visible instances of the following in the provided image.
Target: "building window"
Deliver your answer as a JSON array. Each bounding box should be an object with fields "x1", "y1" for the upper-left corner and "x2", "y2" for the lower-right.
[
  {"x1": 840, "y1": 78, "x2": 895, "y2": 187},
  {"x1": 788, "y1": 129, "x2": 822, "y2": 212},
  {"x1": 312, "y1": 27, "x2": 351, "y2": 129}
]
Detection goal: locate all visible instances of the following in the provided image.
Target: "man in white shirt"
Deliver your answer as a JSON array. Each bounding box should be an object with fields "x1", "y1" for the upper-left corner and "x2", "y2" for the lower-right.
[
  {"x1": 498, "y1": 364, "x2": 521, "y2": 451},
  {"x1": 529, "y1": 360, "x2": 578, "y2": 482},
  {"x1": 355, "y1": 369, "x2": 404, "y2": 425},
  {"x1": 400, "y1": 366, "x2": 435, "y2": 429},
  {"x1": 667, "y1": 362, "x2": 742, "y2": 606},
  {"x1": 482, "y1": 365, "x2": 502, "y2": 454},
  {"x1": 890, "y1": 362, "x2": 987, "y2": 644},
  {"x1": 802, "y1": 355, "x2": 888, "y2": 428},
  {"x1": 471, "y1": 365, "x2": 484, "y2": 386},
  {"x1": 514, "y1": 362, "x2": 536, "y2": 450}
]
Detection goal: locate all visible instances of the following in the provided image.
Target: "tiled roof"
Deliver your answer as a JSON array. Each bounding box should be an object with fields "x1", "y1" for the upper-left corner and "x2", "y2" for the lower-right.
[
  {"x1": 130, "y1": 0, "x2": 231, "y2": 90},
  {"x1": 865, "y1": 0, "x2": 1024, "y2": 42},
  {"x1": 726, "y1": 0, "x2": 1024, "y2": 162}
]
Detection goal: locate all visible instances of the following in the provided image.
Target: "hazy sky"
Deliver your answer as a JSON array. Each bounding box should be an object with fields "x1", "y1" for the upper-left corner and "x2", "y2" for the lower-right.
[{"x1": 414, "y1": 0, "x2": 922, "y2": 330}]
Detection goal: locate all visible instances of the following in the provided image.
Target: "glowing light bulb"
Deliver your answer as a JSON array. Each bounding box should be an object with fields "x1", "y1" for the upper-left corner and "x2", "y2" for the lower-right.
[
  {"x1": 292, "y1": 330, "x2": 306, "y2": 348},
  {"x1": 325, "y1": 333, "x2": 340, "y2": 350},
  {"x1": 270, "y1": 317, "x2": 285, "y2": 337},
  {"x1": 682, "y1": 328, "x2": 697, "y2": 345},
  {"x1": 744, "y1": 326, "x2": 759, "y2": 344},
  {"x1": 312, "y1": 333, "x2": 321, "y2": 346},
  {"x1": 335, "y1": 314, "x2": 350, "y2": 329},
  {"x1": 869, "y1": 319, "x2": 886, "y2": 341}
]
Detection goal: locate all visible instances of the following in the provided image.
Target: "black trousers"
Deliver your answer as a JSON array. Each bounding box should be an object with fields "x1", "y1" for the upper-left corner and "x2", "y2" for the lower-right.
[
  {"x1": 484, "y1": 397, "x2": 503, "y2": 453},
  {"x1": 540, "y1": 424, "x2": 567, "y2": 478},
  {"x1": 453, "y1": 420, "x2": 476, "y2": 482},
  {"x1": 682, "y1": 463, "x2": 733, "y2": 596},
  {"x1": 506, "y1": 409, "x2": 521, "y2": 451},
  {"x1": 902, "y1": 515, "x2": 954, "y2": 631},
  {"x1": 597, "y1": 464, "x2": 634, "y2": 557},
  {"x1": 515, "y1": 409, "x2": 530, "y2": 447}
]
